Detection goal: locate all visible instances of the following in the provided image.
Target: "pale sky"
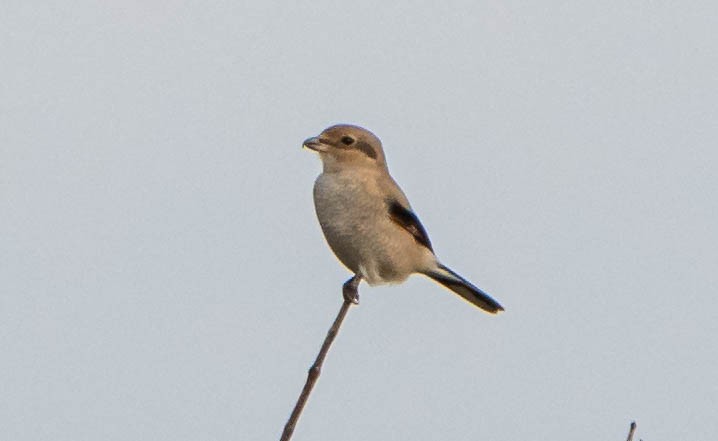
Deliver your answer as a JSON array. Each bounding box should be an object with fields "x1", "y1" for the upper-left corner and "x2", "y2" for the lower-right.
[{"x1": 2, "y1": 2, "x2": 717, "y2": 440}]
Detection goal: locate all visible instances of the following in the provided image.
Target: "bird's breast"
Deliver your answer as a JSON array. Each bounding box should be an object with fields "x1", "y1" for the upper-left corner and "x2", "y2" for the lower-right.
[{"x1": 312, "y1": 170, "x2": 432, "y2": 284}]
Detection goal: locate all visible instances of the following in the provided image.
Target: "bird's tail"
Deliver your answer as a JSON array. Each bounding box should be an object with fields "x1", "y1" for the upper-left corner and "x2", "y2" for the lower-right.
[{"x1": 422, "y1": 263, "x2": 504, "y2": 314}]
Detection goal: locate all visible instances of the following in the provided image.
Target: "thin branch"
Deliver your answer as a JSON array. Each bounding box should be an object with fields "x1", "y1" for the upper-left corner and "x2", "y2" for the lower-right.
[
  {"x1": 280, "y1": 298, "x2": 355, "y2": 441},
  {"x1": 626, "y1": 421, "x2": 637, "y2": 441}
]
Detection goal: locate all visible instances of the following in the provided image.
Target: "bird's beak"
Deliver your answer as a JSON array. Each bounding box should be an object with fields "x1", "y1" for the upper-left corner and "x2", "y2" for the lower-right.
[{"x1": 302, "y1": 136, "x2": 325, "y2": 152}]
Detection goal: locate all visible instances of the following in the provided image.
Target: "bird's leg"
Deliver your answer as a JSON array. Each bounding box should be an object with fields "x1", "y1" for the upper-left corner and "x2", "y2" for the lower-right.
[{"x1": 342, "y1": 275, "x2": 362, "y2": 304}]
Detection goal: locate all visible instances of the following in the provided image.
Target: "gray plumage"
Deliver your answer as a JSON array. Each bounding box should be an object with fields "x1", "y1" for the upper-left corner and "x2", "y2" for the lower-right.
[{"x1": 304, "y1": 124, "x2": 503, "y2": 314}]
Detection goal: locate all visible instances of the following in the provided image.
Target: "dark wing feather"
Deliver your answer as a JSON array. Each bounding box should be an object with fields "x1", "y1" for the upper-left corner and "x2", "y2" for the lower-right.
[{"x1": 386, "y1": 199, "x2": 433, "y2": 251}]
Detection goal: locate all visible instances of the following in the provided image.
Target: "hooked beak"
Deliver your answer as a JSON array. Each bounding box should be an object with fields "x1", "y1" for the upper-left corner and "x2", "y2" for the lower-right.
[{"x1": 302, "y1": 136, "x2": 325, "y2": 152}]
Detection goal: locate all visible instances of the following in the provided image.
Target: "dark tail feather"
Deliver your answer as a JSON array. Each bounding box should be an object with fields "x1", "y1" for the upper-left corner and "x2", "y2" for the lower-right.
[{"x1": 423, "y1": 264, "x2": 504, "y2": 314}]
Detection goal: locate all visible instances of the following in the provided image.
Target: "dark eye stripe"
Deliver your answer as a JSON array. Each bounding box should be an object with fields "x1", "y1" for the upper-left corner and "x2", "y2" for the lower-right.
[{"x1": 354, "y1": 141, "x2": 377, "y2": 159}]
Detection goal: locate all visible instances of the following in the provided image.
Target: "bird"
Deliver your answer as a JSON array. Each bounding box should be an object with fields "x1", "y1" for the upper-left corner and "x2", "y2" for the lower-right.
[{"x1": 303, "y1": 124, "x2": 503, "y2": 314}]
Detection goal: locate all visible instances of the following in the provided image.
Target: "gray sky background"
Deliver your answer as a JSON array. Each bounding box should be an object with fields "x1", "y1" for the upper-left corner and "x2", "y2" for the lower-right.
[{"x1": 2, "y1": 2, "x2": 717, "y2": 440}]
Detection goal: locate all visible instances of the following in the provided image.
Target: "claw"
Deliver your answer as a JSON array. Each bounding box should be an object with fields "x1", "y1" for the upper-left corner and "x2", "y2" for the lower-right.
[
  {"x1": 342, "y1": 275, "x2": 362, "y2": 305},
  {"x1": 342, "y1": 287, "x2": 360, "y2": 304}
]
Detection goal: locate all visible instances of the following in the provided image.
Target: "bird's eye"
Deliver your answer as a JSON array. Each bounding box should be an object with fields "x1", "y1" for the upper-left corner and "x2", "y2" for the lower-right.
[{"x1": 340, "y1": 136, "x2": 355, "y2": 145}]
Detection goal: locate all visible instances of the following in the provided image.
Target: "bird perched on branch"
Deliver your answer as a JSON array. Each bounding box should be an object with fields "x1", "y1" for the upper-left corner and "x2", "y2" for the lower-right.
[{"x1": 303, "y1": 124, "x2": 503, "y2": 314}]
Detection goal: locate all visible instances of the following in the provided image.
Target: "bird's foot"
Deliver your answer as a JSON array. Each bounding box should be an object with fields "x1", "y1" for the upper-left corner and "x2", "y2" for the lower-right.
[{"x1": 342, "y1": 276, "x2": 361, "y2": 305}]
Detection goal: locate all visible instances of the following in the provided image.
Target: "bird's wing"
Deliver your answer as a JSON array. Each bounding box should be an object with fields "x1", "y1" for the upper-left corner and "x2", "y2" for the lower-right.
[{"x1": 386, "y1": 199, "x2": 433, "y2": 251}]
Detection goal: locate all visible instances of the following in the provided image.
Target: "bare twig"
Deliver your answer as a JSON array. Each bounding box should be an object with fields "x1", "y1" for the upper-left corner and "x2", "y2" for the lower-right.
[
  {"x1": 280, "y1": 298, "x2": 355, "y2": 441},
  {"x1": 626, "y1": 421, "x2": 637, "y2": 441}
]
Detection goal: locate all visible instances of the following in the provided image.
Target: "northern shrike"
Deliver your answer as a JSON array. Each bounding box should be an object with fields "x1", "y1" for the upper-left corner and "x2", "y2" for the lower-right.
[{"x1": 303, "y1": 124, "x2": 503, "y2": 314}]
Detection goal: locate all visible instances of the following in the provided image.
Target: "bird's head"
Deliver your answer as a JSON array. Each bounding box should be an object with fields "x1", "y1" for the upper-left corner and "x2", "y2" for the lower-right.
[{"x1": 303, "y1": 124, "x2": 386, "y2": 171}]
